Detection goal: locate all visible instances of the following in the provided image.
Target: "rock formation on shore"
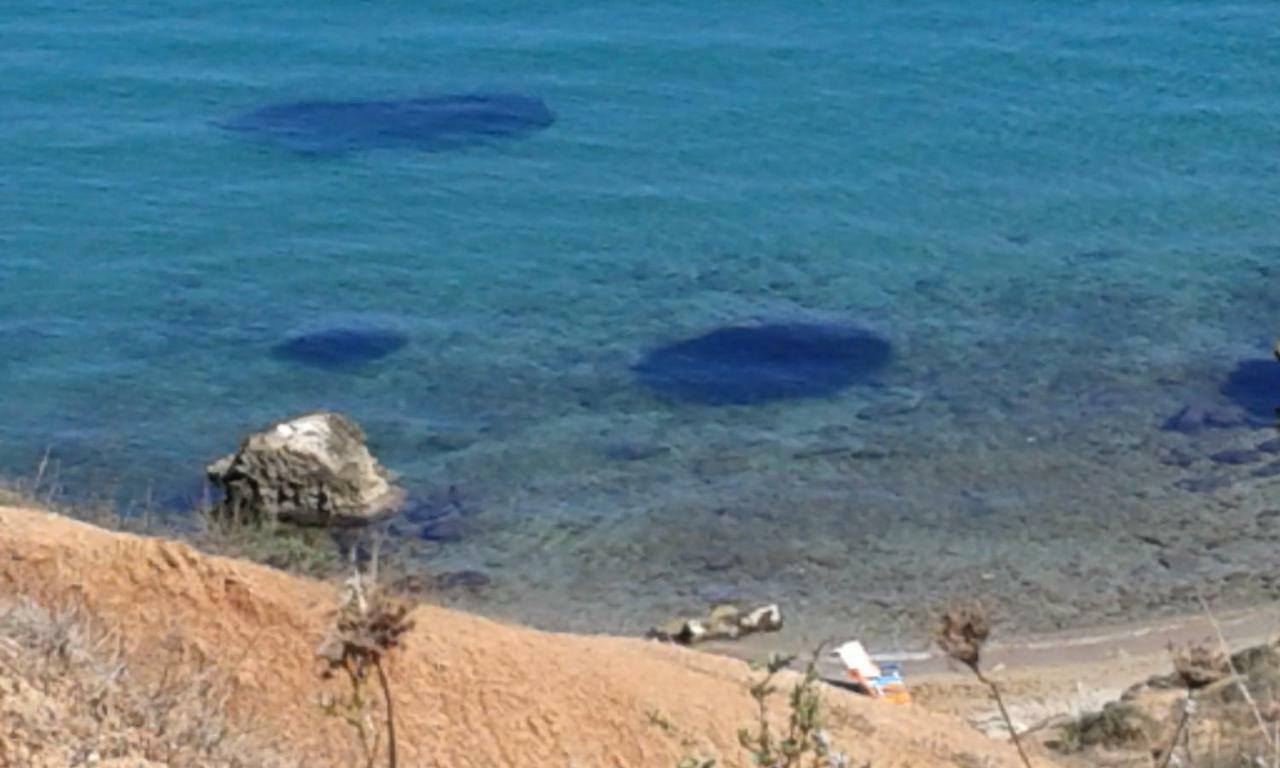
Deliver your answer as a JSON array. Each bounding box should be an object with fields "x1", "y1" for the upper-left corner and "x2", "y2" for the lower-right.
[{"x1": 206, "y1": 411, "x2": 404, "y2": 527}]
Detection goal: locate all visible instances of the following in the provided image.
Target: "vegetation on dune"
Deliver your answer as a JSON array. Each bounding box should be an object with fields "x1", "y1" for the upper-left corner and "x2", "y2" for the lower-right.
[
  {"x1": 678, "y1": 646, "x2": 862, "y2": 768},
  {"x1": 0, "y1": 598, "x2": 297, "y2": 768}
]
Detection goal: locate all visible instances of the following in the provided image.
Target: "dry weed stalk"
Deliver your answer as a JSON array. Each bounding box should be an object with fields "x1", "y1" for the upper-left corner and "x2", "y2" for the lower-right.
[
  {"x1": 935, "y1": 602, "x2": 1032, "y2": 768},
  {"x1": 317, "y1": 563, "x2": 414, "y2": 768}
]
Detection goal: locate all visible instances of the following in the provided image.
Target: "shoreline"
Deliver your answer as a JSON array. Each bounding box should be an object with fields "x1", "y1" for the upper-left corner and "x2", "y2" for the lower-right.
[
  {"x1": 11, "y1": 472, "x2": 1279, "y2": 674},
  {"x1": 8, "y1": 472, "x2": 1280, "y2": 663},
  {"x1": 8, "y1": 341, "x2": 1280, "y2": 658},
  {"x1": 6, "y1": 496, "x2": 1280, "y2": 765},
  {"x1": 705, "y1": 599, "x2": 1280, "y2": 679}
]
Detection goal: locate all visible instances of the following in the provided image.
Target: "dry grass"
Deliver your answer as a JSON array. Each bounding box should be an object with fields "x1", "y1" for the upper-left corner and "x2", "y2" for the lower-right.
[
  {"x1": 0, "y1": 598, "x2": 299, "y2": 768},
  {"x1": 1, "y1": 461, "x2": 352, "y2": 582},
  {"x1": 0, "y1": 458, "x2": 129, "y2": 534},
  {"x1": 195, "y1": 506, "x2": 347, "y2": 578}
]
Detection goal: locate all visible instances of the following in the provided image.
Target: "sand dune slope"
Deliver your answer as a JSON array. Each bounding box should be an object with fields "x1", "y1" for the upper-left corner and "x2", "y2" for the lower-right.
[{"x1": 0, "y1": 506, "x2": 1031, "y2": 767}]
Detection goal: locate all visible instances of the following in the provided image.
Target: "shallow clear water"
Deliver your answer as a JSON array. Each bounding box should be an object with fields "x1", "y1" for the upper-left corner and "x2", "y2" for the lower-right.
[{"x1": 5, "y1": 1, "x2": 1280, "y2": 644}]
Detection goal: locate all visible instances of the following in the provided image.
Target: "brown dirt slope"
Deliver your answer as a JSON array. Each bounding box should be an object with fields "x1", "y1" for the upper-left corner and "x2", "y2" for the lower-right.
[{"x1": 0, "y1": 505, "x2": 1031, "y2": 767}]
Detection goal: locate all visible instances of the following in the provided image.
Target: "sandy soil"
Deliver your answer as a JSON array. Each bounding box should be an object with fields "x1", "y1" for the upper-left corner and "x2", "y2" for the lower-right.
[
  {"x1": 0, "y1": 504, "x2": 1036, "y2": 768},
  {"x1": 850, "y1": 604, "x2": 1280, "y2": 744}
]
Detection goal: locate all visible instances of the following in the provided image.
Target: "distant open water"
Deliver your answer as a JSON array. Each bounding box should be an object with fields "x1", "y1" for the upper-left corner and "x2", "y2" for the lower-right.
[{"x1": 5, "y1": 1, "x2": 1280, "y2": 644}]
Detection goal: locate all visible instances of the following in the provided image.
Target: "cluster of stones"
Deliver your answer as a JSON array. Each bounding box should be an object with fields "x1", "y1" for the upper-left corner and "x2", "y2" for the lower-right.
[{"x1": 647, "y1": 603, "x2": 783, "y2": 645}]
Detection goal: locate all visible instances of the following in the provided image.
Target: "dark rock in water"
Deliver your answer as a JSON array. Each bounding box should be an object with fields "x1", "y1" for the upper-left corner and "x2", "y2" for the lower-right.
[
  {"x1": 402, "y1": 485, "x2": 473, "y2": 523},
  {"x1": 1072, "y1": 248, "x2": 1124, "y2": 263},
  {"x1": 601, "y1": 441, "x2": 669, "y2": 462},
  {"x1": 1161, "y1": 405, "x2": 1204, "y2": 433},
  {"x1": 1174, "y1": 475, "x2": 1233, "y2": 493},
  {"x1": 403, "y1": 485, "x2": 473, "y2": 542},
  {"x1": 634, "y1": 323, "x2": 891, "y2": 405},
  {"x1": 1159, "y1": 446, "x2": 1200, "y2": 469},
  {"x1": 1210, "y1": 448, "x2": 1263, "y2": 466},
  {"x1": 1156, "y1": 550, "x2": 1202, "y2": 574},
  {"x1": 434, "y1": 570, "x2": 491, "y2": 591},
  {"x1": 420, "y1": 429, "x2": 479, "y2": 453},
  {"x1": 404, "y1": 495, "x2": 451, "y2": 524},
  {"x1": 418, "y1": 517, "x2": 464, "y2": 543},
  {"x1": 1161, "y1": 403, "x2": 1250, "y2": 433},
  {"x1": 220, "y1": 92, "x2": 555, "y2": 155},
  {"x1": 271, "y1": 327, "x2": 407, "y2": 370},
  {"x1": 1206, "y1": 408, "x2": 1253, "y2": 429},
  {"x1": 1221, "y1": 359, "x2": 1280, "y2": 419},
  {"x1": 700, "y1": 549, "x2": 741, "y2": 573}
]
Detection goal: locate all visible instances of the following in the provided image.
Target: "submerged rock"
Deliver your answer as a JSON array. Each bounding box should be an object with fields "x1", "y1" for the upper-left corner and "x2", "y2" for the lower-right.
[
  {"x1": 1252, "y1": 462, "x2": 1280, "y2": 478},
  {"x1": 434, "y1": 570, "x2": 492, "y2": 591},
  {"x1": 206, "y1": 411, "x2": 404, "y2": 527},
  {"x1": 1161, "y1": 403, "x2": 1251, "y2": 433},
  {"x1": 403, "y1": 485, "x2": 473, "y2": 544},
  {"x1": 1071, "y1": 248, "x2": 1124, "y2": 263},
  {"x1": 1159, "y1": 446, "x2": 1200, "y2": 468},
  {"x1": 601, "y1": 441, "x2": 670, "y2": 462},
  {"x1": 1173, "y1": 475, "x2": 1232, "y2": 494},
  {"x1": 220, "y1": 92, "x2": 555, "y2": 155},
  {"x1": 634, "y1": 323, "x2": 891, "y2": 405},
  {"x1": 271, "y1": 326, "x2": 408, "y2": 370},
  {"x1": 1221, "y1": 358, "x2": 1280, "y2": 420},
  {"x1": 1209, "y1": 448, "x2": 1262, "y2": 466},
  {"x1": 418, "y1": 517, "x2": 464, "y2": 543}
]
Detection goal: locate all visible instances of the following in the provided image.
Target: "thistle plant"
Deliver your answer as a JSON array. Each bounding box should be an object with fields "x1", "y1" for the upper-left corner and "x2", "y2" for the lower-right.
[{"x1": 935, "y1": 602, "x2": 1031, "y2": 768}]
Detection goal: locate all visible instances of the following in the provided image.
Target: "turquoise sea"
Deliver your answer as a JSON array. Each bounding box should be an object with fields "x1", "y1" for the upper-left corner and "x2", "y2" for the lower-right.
[{"x1": 5, "y1": 2, "x2": 1280, "y2": 645}]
